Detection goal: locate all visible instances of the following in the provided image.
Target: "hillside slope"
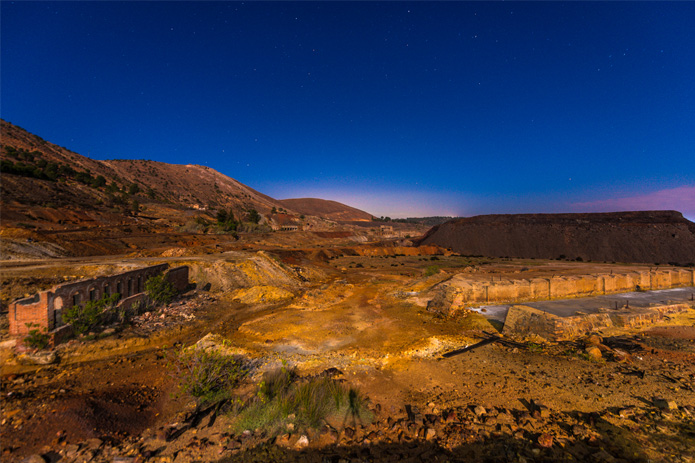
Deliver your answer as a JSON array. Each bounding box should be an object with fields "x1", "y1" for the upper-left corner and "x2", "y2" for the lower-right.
[
  {"x1": 278, "y1": 198, "x2": 373, "y2": 222},
  {"x1": 418, "y1": 211, "x2": 695, "y2": 265},
  {"x1": 0, "y1": 119, "x2": 290, "y2": 224}
]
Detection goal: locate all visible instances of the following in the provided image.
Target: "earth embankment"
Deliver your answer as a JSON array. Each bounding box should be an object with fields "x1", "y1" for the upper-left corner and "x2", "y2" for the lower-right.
[{"x1": 419, "y1": 210, "x2": 695, "y2": 265}]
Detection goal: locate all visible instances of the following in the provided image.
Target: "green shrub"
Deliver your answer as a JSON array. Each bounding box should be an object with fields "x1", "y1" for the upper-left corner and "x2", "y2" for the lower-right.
[
  {"x1": 145, "y1": 274, "x2": 176, "y2": 304},
  {"x1": 24, "y1": 323, "x2": 49, "y2": 350},
  {"x1": 170, "y1": 346, "x2": 247, "y2": 404},
  {"x1": 234, "y1": 367, "x2": 372, "y2": 435},
  {"x1": 247, "y1": 208, "x2": 261, "y2": 224},
  {"x1": 62, "y1": 293, "x2": 119, "y2": 334},
  {"x1": 424, "y1": 265, "x2": 439, "y2": 277},
  {"x1": 259, "y1": 363, "x2": 297, "y2": 401}
]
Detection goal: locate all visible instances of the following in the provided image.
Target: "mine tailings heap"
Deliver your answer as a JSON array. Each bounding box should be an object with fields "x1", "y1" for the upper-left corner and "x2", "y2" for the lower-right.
[{"x1": 418, "y1": 210, "x2": 695, "y2": 266}]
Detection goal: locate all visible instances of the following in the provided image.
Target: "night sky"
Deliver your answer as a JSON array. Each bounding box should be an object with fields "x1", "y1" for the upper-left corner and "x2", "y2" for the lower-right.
[{"x1": 2, "y1": 2, "x2": 694, "y2": 219}]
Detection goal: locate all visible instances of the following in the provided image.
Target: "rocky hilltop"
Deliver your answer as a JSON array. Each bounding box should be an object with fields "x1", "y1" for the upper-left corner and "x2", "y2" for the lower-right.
[{"x1": 418, "y1": 211, "x2": 695, "y2": 265}]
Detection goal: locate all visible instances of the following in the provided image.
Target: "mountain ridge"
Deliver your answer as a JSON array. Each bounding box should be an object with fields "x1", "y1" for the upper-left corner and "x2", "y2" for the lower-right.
[{"x1": 0, "y1": 119, "x2": 372, "y2": 227}]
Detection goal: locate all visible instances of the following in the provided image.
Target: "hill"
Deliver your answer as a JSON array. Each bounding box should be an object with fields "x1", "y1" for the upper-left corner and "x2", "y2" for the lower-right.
[
  {"x1": 418, "y1": 211, "x2": 695, "y2": 265},
  {"x1": 278, "y1": 198, "x2": 373, "y2": 222},
  {"x1": 0, "y1": 120, "x2": 392, "y2": 257},
  {"x1": 0, "y1": 119, "x2": 292, "y2": 224}
]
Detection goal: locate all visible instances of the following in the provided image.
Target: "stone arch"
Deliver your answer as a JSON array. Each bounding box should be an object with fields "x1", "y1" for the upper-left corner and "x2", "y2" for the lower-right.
[
  {"x1": 70, "y1": 290, "x2": 83, "y2": 307},
  {"x1": 88, "y1": 286, "x2": 99, "y2": 302},
  {"x1": 115, "y1": 280, "x2": 124, "y2": 299}
]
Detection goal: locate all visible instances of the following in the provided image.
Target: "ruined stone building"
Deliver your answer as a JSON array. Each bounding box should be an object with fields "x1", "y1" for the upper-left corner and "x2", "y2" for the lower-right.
[{"x1": 9, "y1": 264, "x2": 189, "y2": 346}]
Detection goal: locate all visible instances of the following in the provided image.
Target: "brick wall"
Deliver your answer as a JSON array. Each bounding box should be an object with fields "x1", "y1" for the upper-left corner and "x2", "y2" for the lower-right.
[
  {"x1": 9, "y1": 263, "x2": 190, "y2": 346},
  {"x1": 165, "y1": 266, "x2": 190, "y2": 292},
  {"x1": 8, "y1": 292, "x2": 51, "y2": 337}
]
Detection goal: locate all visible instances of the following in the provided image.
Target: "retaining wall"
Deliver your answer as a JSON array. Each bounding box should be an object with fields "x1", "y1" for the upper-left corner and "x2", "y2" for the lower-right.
[{"x1": 441, "y1": 268, "x2": 694, "y2": 308}]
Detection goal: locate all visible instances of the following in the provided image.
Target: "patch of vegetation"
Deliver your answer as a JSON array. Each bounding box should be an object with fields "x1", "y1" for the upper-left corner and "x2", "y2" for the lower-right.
[
  {"x1": 247, "y1": 208, "x2": 261, "y2": 224},
  {"x1": 145, "y1": 274, "x2": 176, "y2": 305},
  {"x1": 24, "y1": 323, "x2": 49, "y2": 350},
  {"x1": 527, "y1": 342, "x2": 545, "y2": 353},
  {"x1": 216, "y1": 208, "x2": 239, "y2": 233},
  {"x1": 234, "y1": 365, "x2": 372, "y2": 435},
  {"x1": 62, "y1": 293, "x2": 120, "y2": 335},
  {"x1": 424, "y1": 265, "x2": 440, "y2": 277},
  {"x1": 169, "y1": 345, "x2": 248, "y2": 404}
]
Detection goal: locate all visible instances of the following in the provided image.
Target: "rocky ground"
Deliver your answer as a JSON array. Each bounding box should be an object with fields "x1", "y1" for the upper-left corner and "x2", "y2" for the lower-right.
[{"x1": 2, "y1": 249, "x2": 695, "y2": 463}]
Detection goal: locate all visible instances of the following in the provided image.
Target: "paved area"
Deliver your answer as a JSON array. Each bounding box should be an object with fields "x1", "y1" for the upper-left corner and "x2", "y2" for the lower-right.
[{"x1": 473, "y1": 286, "x2": 695, "y2": 322}]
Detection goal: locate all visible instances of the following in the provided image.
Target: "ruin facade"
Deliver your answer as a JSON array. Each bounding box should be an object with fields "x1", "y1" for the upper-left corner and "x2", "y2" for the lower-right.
[{"x1": 9, "y1": 264, "x2": 189, "y2": 345}]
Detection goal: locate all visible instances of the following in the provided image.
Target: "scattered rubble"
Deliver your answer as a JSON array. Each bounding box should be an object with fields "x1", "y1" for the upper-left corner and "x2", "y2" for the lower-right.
[{"x1": 130, "y1": 293, "x2": 211, "y2": 336}]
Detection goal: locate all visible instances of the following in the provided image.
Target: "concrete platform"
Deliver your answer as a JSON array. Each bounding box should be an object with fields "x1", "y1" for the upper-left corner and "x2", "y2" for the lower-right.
[
  {"x1": 472, "y1": 287, "x2": 695, "y2": 341},
  {"x1": 473, "y1": 287, "x2": 695, "y2": 323}
]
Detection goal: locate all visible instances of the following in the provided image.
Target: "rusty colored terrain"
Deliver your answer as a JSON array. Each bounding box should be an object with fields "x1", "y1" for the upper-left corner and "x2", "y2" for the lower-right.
[
  {"x1": 2, "y1": 238, "x2": 694, "y2": 463},
  {"x1": 2, "y1": 119, "x2": 427, "y2": 262},
  {"x1": 2, "y1": 122, "x2": 695, "y2": 462}
]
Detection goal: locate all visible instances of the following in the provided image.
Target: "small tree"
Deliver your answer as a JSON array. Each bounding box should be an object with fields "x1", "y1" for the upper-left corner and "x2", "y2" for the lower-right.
[
  {"x1": 24, "y1": 323, "x2": 49, "y2": 350},
  {"x1": 92, "y1": 175, "x2": 106, "y2": 188},
  {"x1": 145, "y1": 274, "x2": 176, "y2": 304},
  {"x1": 62, "y1": 293, "x2": 119, "y2": 334},
  {"x1": 247, "y1": 209, "x2": 260, "y2": 224},
  {"x1": 216, "y1": 209, "x2": 228, "y2": 223},
  {"x1": 128, "y1": 183, "x2": 140, "y2": 195}
]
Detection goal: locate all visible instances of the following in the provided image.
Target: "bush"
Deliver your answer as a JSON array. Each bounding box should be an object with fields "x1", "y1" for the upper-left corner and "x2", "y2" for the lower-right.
[
  {"x1": 259, "y1": 363, "x2": 297, "y2": 402},
  {"x1": 234, "y1": 366, "x2": 372, "y2": 435},
  {"x1": 145, "y1": 274, "x2": 176, "y2": 304},
  {"x1": 247, "y1": 208, "x2": 261, "y2": 224},
  {"x1": 62, "y1": 293, "x2": 119, "y2": 334},
  {"x1": 170, "y1": 346, "x2": 247, "y2": 404},
  {"x1": 424, "y1": 265, "x2": 439, "y2": 277},
  {"x1": 24, "y1": 323, "x2": 49, "y2": 350}
]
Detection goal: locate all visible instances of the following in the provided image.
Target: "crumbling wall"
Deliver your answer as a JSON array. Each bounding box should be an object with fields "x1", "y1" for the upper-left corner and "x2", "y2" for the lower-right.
[
  {"x1": 8, "y1": 292, "x2": 51, "y2": 337},
  {"x1": 9, "y1": 263, "x2": 189, "y2": 344},
  {"x1": 165, "y1": 266, "x2": 190, "y2": 292}
]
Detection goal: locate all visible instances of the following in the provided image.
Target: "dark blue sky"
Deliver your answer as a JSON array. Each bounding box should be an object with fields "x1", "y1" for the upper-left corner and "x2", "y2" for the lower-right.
[{"x1": 2, "y1": 2, "x2": 694, "y2": 218}]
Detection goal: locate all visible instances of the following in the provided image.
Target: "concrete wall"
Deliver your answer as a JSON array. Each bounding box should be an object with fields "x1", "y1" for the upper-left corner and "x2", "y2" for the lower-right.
[
  {"x1": 9, "y1": 264, "x2": 189, "y2": 344},
  {"x1": 442, "y1": 268, "x2": 694, "y2": 309}
]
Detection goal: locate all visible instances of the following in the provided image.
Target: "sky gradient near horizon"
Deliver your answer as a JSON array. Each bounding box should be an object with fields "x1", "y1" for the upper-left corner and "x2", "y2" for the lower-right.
[{"x1": 2, "y1": 2, "x2": 694, "y2": 219}]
